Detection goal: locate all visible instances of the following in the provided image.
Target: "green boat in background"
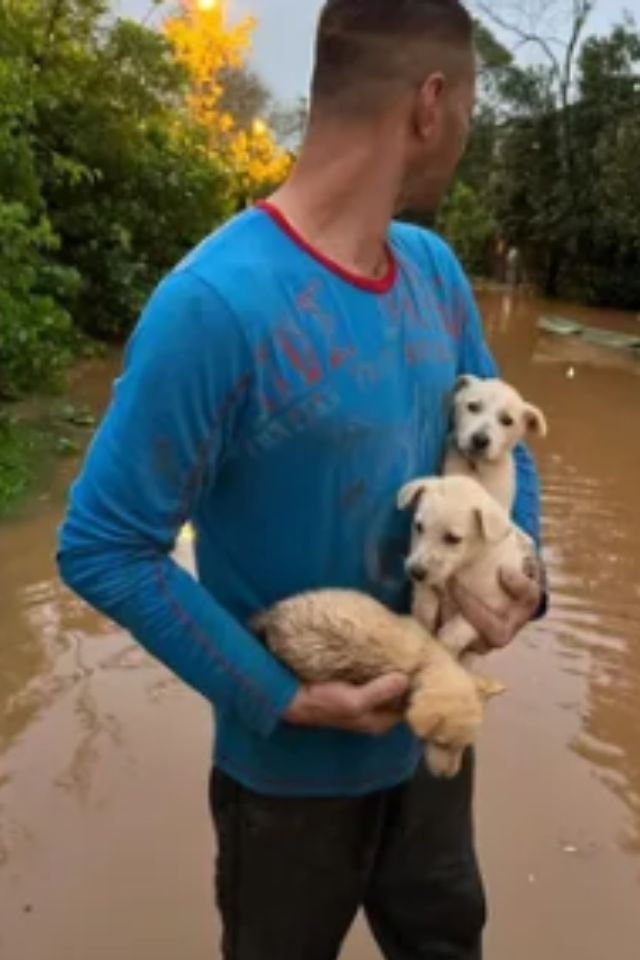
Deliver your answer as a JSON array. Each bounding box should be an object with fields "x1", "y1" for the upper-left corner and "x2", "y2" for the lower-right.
[{"x1": 538, "y1": 316, "x2": 640, "y2": 354}]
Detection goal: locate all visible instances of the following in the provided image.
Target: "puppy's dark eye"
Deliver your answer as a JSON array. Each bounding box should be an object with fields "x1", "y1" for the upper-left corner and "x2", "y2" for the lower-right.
[
  {"x1": 467, "y1": 401, "x2": 482, "y2": 414},
  {"x1": 500, "y1": 413, "x2": 515, "y2": 427},
  {"x1": 443, "y1": 532, "x2": 462, "y2": 546},
  {"x1": 414, "y1": 520, "x2": 425, "y2": 534}
]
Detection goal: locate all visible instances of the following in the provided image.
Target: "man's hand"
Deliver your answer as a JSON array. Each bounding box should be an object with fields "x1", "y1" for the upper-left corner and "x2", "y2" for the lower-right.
[
  {"x1": 450, "y1": 567, "x2": 543, "y2": 655},
  {"x1": 284, "y1": 673, "x2": 409, "y2": 735}
]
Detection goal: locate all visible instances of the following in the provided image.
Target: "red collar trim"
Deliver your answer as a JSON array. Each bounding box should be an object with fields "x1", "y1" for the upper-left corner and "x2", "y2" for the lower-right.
[{"x1": 256, "y1": 200, "x2": 397, "y2": 294}]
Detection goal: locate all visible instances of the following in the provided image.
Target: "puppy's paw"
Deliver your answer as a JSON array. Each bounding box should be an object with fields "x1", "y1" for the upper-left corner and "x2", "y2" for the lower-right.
[
  {"x1": 406, "y1": 664, "x2": 483, "y2": 767},
  {"x1": 437, "y1": 615, "x2": 479, "y2": 658},
  {"x1": 412, "y1": 586, "x2": 440, "y2": 633},
  {"x1": 425, "y1": 743, "x2": 465, "y2": 779},
  {"x1": 473, "y1": 674, "x2": 507, "y2": 700}
]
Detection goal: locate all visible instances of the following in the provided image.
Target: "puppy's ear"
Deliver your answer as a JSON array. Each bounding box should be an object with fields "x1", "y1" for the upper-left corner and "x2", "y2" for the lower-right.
[
  {"x1": 454, "y1": 374, "x2": 476, "y2": 395},
  {"x1": 397, "y1": 479, "x2": 430, "y2": 512},
  {"x1": 474, "y1": 502, "x2": 511, "y2": 543},
  {"x1": 523, "y1": 403, "x2": 548, "y2": 438},
  {"x1": 249, "y1": 610, "x2": 270, "y2": 636}
]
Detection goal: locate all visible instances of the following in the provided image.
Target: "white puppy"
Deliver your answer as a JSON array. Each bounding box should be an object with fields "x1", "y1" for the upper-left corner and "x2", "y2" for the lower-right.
[
  {"x1": 398, "y1": 475, "x2": 538, "y2": 659},
  {"x1": 444, "y1": 375, "x2": 547, "y2": 511}
]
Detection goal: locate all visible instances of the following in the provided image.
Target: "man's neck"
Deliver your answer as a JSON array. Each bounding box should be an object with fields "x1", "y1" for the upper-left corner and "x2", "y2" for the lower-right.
[{"x1": 270, "y1": 122, "x2": 404, "y2": 280}]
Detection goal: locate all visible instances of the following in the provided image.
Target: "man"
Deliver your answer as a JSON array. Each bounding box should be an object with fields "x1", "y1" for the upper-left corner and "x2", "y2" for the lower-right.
[
  {"x1": 58, "y1": 1, "x2": 543, "y2": 957},
  {"x1": 506, "y1": 246, "x2": 521, "y2": 289}
]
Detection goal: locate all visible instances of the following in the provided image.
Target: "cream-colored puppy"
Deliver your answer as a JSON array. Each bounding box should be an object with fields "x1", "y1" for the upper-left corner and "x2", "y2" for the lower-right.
[
  {"x1": 252, "y1": 589, "x2": 494, "y2": 779},
  {"x1": 445, "y1": 375, "x2": 547, "y2": 511},
  {"x1": 398, "y1": 475, "x2": 537, "y2": 659}
]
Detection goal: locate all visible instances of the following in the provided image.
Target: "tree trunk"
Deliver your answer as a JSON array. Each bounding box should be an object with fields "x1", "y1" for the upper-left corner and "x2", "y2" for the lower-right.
[{"x1": 544, "y1": 252, "x2": 562, "y2": 297}]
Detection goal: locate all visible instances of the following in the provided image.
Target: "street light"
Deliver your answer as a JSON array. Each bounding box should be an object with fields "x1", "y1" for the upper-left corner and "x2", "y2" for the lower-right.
[{"x1": 142, "y1": 0, "x2": 221, "y2": 25}]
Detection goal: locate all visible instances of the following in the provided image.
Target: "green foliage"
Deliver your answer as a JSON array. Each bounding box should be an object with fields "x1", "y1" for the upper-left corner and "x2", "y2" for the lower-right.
[
  {"x1": 0, "y1": 0, "x2": 237, "y2": 394},
  {"x1": 0, "y1": 411, "x2": 49, "y2": 515},
  {"x1": 437, "y1": 184, "x2": 496, "y2": 276},
  {"x1": 563, "y1": 24, "x2": 640, "y2": 306},
  {"x1": 0, "y1": 203, "x2": 77, "y2": 397},
  {"x1": 31, "y1": 13, "x2": 235, "y2": 339},
  {"x1": 437, "y1": 13, "x2": 640, "y2": 308},
  {"x1": 0, "y1": 1, "x2": 287, "y2": 509},
  {"x1": 3, "y1": 0, "x2": 640, "y2": 419},
  {"x1": 0, "y1": 34, "x2": 78, "y2": 398}
]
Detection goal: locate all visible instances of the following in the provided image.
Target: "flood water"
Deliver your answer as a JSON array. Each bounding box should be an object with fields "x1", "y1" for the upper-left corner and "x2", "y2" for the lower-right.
[{"x1": 1, "y1": 289, "x2": 639, "y2": 959}]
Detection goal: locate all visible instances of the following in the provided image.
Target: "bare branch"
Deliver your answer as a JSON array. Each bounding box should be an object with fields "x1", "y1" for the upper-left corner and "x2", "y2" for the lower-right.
[
  {"x1": 475, "y1": 0, "x2": 597, "y2": 105},
  {"x1": 544, "y1": 36, "x2": 571, "y2": 50},
  {"x1": 561, "y1": 0, "x2": 595, "y2": 108},
  {"x1": 475, "y1": 1, "x2": 563, "y2": 83}
]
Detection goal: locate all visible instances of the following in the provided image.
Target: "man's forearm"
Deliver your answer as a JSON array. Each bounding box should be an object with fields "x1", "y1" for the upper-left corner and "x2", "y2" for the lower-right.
[{"x1": 58, "y1": 542, "x2": 299, "y2": 737}]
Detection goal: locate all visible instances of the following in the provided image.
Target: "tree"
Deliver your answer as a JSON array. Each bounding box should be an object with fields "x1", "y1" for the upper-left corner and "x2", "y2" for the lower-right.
[
  {"x1": 0, "y1": 0, "x2": 296, "y2": 397},
  {"x1": 0, "y1": 0, "x2": 237, "y2": 357},
  {"x1": 163, "y1": 0, "x2": 291, "y2": 200},
  {"x1": 33, "y1": 9, "x2": 235, "y2": 338},
  {"x1": 218, "y1": 65, "x2": 271, "y2": 131},
  {"x1": 0, "y1": 1, "x2": 77, "y2": 397},
  {"x1": 567, "y1": 23, "x2": 640, "y2": 305},
  {"x1": 269, "y1": 98, "x2": 309, "y2": 151},
  {"x1": 473, "y1": 0, "x2": 595, "y2": 114},
  {"x1": 434, "y1": 6, "x2": 640, "y2": 308},
  {"x1": 471, "y1": 1, "x2": 597, "y2": 294},
  {"x1": 436, "y1": 22, "x2": 533, "y2": 273},
  {"x1": 437, "y1": 183, "x2": 496, "y2": 276}
]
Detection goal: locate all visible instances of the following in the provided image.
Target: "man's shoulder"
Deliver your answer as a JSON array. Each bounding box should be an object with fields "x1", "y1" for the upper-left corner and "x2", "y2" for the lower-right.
[
  {"x1": 165, "y1": 206, "x2": 305, "y2": 332},
  {"x1": 390, "y1": 220, "x2": 465, "y2": 283},
  {"x1": 175, "y1": 207, "x2": 277, "y2": 290},
  {"x1": 131, "y1": 211, "x2": 278, "y2": 352}
]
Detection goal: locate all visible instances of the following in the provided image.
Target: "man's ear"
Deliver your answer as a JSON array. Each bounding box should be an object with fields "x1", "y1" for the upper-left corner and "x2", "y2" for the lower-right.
[{"x1": 415, "y1": 72, "x2": 446, "y2": 143}]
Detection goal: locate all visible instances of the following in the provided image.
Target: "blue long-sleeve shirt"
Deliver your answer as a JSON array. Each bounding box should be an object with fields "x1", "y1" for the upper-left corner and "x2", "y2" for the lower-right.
[{"x1": 57, "y1": 204, "x2": 541, "y2": 797}]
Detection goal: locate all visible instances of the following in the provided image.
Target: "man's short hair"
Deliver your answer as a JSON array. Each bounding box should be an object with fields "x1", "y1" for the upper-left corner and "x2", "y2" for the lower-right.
[{"x1": 311, "y1": 0, "x2": 474, "y2": 117}]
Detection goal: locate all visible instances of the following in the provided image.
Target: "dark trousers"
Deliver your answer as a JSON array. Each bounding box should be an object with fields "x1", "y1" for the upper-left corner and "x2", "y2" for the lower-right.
[{"x1": 209, "y1": 753, "x2": 485, "y2": 960}]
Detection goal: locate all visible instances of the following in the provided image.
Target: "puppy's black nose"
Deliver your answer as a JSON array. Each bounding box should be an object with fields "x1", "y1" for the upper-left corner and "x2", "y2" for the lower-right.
[
  {"x1": 409, "y1": 565, "x2": 427, "y2": 583},
  {"x1": 471, "y1": 432, "x2": 490, "y2": 452}
]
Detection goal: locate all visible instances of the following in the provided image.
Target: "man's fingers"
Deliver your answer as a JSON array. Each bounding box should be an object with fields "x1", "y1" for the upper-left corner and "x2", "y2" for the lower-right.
[
  {"x1": 355, "y1": 709, "x2": 405, "y2": 735},
  {"x1": 500, "y1": 567, "x2": 542, "y2": 609},
  {"x1": 451, "y1": 577, "x2": 533, "y2": 652},
  {"x1": 450, "y1": 579, "x2": 492, "y2": 616},
  {"x1": 355, "y1": 673, "x2": 409, "y2": 713},
  {"x1": 469, "y1": 637, "x2": 492, "y2": 656},
  {"x1": 286, "y1": 680, "x2": 409, "y2": 732},
  {"x1": 450, "y1": 582, "x2": 501, "y2": 631}
]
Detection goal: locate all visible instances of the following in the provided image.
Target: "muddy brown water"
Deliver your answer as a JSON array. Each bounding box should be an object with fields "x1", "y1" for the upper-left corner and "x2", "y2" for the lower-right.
[{"x1": 1, "y1": 291, "x2": 639, "y2": 959}]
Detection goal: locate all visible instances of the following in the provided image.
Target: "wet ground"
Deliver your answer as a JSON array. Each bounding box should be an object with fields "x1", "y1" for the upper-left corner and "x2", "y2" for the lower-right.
[{"x1": 1, "y1": 290, "x2": 639, "y2": 959}]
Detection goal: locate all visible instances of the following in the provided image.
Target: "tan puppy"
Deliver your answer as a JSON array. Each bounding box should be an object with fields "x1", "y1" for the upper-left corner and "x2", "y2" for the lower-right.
[
  {"x1": 398, "y1": 475, "x2": 537, "y2": 659},
  {"x1": 252, "y1": 589, "x2": 495, "y2": 779},
  {"x1": 445, "y1": 375, "x2": 547, "y2": 511}
]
